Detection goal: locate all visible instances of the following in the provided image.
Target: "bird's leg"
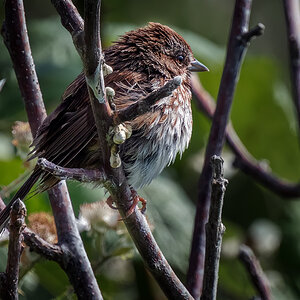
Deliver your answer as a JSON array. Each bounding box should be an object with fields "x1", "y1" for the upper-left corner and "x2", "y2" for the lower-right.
[{"x1": 125, "y1": 189, "x2": 147, "y2": 217}]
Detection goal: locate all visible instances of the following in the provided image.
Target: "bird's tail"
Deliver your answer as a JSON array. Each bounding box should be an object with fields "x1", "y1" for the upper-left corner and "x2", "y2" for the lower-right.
[{"x1": 0, "y1": 169, "x2": 41, "y2": 233}]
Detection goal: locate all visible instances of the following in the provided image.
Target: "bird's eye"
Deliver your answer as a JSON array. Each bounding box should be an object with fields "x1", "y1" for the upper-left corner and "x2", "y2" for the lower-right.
[{"x1": 177, "y1": 55, "x2": 184, "y2": 62}]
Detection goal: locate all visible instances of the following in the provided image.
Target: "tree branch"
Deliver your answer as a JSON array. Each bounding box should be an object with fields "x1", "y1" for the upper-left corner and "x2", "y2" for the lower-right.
[
  {"x1": 115, "y1": 76, "x2": 182, "y2": 123},
  {"x1": 37, "y1": 158, "x2": 107, "y2": 183},
  {"x1": 1, "y1": 0, "x2": 46, "y2": 137},
  {"x1": 200, "y1": 156, "x2": 227, "y2": 300},
  {"x1": 187, "y1": 1, "x2": 263, "y2": 298},
  {"x1": 23, "y1": 228, "x2": 63, "y2": 262},
  {"x1": 191, "y1": 75, "x2": 300, "y2": 198},
  {"x1": 239, "y1": 245, "x2": 271, "y2": 300},
  {"x1": 2, "y1": 1, "x2": 103, "y2": 298},
  {"x1": 283, "y1": 0, "x2": 300, "y2": 132},
  {"x1": 0, "y1": 199, "x2": 26, "y2": 299}
]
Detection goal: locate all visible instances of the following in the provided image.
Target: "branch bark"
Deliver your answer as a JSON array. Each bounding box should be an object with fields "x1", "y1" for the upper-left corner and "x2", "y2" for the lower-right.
[
  {"x1": 38, "y1": 158, "x2": 107, "y2": 183},
  {"x1": 200, "y1": 156, "x2": 227, "y2": 300},
  {"x1": 2, "y1": 1, "x2": 103, "y2": 299},
  {"x1": 239, "y1": 245, "x2": 271, "y2": 300},
  {"x1": 115, "y1": 76, "x2": 182, "y2": 123},
  {"x1": 187, "y1": 1, "x2": 264, "y2": 298},
  {"x1": 0, "y1": 199, "x2": 26, "y2": 300}
]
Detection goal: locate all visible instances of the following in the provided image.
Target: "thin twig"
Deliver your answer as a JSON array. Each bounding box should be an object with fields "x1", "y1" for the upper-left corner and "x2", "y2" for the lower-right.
[
  {"x1": 0, "y1": 199, "x2": 26, "y2": 299},
  {"x1": 239, "y1": 245, "x2": 271, "y2": 300},
  {"x1": 187, "y1": 0, "x2": 263, "y2": 297},
  {"x1": 2, "y1": 0, "x2": 103, "y2": 298},
  {"x1": 115, "y1": 76, "x2": 182, "y2": 123},
  {"x1": 23, "y1": 228, "x2": 63, "y2": 262},
  {"x1": 283, "y1": 0, "x2": 300, "y2": 132},
  {"x1": 191, "y1": 75, "x2": 300, "y2": 198},
  {"x1": 38, "y1": 158, "x2": 107, "y2": 183},
  {"x1": 200, "y1": 156, "x2": 227, "y2": 300},
  {"x1": 240, "y1": 23, "x2": 265, "y2": 45}
]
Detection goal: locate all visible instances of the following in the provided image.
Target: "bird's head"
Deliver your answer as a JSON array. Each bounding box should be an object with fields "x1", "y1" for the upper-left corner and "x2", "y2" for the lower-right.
[{"x1": 105, "y1": 22, "x2": 208, "y2": 79}]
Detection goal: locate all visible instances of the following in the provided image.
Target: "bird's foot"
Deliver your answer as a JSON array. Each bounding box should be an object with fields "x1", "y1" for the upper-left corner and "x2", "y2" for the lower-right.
[{"x1": 125, "y1": 190, "x2": 147, "y2": 217}]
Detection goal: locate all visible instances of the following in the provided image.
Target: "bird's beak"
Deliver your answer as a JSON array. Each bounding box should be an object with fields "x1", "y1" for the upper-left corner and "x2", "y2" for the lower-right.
[{"x1": 188, "y1": 59, "x2": 209, "y2": 72}]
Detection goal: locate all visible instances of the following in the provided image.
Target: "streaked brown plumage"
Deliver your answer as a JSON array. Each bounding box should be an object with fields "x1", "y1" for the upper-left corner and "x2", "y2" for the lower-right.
[{"x1": 0, "y1": 22, "x2": 208, "y2": 229}]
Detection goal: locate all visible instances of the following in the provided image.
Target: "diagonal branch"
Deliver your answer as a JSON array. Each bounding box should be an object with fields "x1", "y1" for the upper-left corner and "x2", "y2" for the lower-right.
[
  {"x1": 115, "y1": 76, "x2": 182, "y2": 123},
  {"x1": 239, "y1": 245, "x2": 271, "y2": 300},
  {"x1": 38, "y1": 158, "x2": 107, "y2": 183},
  {"x1": 191, "y1": 75, "x2": 300, "y2": 198},
  {"x1": 187, "y1": 1, "x2": 264, "y2": 298}
]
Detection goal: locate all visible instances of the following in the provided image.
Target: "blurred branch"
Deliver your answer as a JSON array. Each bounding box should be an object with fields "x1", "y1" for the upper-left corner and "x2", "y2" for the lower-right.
[
  {"x1": 0, "y1": 79, "x2": 6, "y2": 93},
  {"x1": 2, "y1": 0, "x2": 103, "y2": 298},
  {"x1": 200, "y1": 156, "x2": 227, "y2": 300},
  {"x1": 283, "y1": 0, "x2": 300, "y2": 132},
  {"x1": 187, "y1": 1, "x2": 264, "y2": 298},
  {"x1": 0, "y1": 199, "x2": 26, "y2": 299},
  {"x1": 239, "y1": 245, "x2": 271, "y2": 300},
  {"x1": 191, "y1": 75, "x2": 300, "y2": 198},
  {"x1": 52, "y1": 0, "x2": 194, "y2": 298}
]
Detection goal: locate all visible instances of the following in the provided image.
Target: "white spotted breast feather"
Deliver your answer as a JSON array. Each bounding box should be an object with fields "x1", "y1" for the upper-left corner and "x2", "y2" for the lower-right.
[{"x1": 120, "y1": 80, "x2": 192, "y2": 189}]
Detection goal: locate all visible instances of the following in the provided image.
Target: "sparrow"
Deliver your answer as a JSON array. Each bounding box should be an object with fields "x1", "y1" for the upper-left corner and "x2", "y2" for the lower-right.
[{"x1": 0, "y1": 22, "x2": 208, "y2": 229}]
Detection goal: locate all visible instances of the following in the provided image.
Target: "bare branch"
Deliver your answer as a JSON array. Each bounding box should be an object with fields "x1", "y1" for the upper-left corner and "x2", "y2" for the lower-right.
[
  {"x1": 240, "y1": 23, "x2": 265, "y2": 44},
  {"x1": 115, "y1": 76, "x2": 182, "y2": 124},
  {"x1": 187, "y1": 1, "x2": 264, "y2": 297},
  {"x1": 283, "y1": 0, "x2": 300, "y2": 132},
  {"x1": 191, "y1": 75, "x2": 300, "y2": 198},
  {"x1": 0, "y1": 199, "x2": 26, "y2": 299},
  {"x1": 38, "y1": 158, "x2": 107, "y2": 183},
  {"x1": 23, "y1": 228, "x2": 63, "y2": 262},
  {"x1": 200, "y1": 156, "x2": 227, "y2": 300},
  {"x1": 239, "y1": 245, "x2": 271, "y2": 300},
  {"x1": 1, "y1": 0, "x2": 46, "y2": 137}
]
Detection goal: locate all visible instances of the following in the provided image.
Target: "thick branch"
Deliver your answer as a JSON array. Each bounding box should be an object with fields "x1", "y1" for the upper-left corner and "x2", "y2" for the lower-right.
[
  {"x1": 115, "y1": 76, "x2": 182, "y2": 123},
  {"x1": 187, "y1": 1, "x2": 262, "y2": 298},
  {"x1": 239, "y1": 245, "x2": 271, "y2": 300},
  {"x1": 38, "y1": 158, "x2": 107, "y2": 183},
  {"x1": 3, "y1": 1, "x2": 103, "y2": 298},
  {"x1": 283, "y1": 0, "x2": 300, "y2": 132},
  {"x1": 0, "y1": 199, "x2": 26, "y2": 300},
  {"x1": 1, "y1": 0, "x2": 46, "y2": 137},
  {"x1": 200, "y1": 157, "x2": 227, "y2": 300},
  {"x1": 191, "y1": 75, "x2": 300, "y2": 198}
]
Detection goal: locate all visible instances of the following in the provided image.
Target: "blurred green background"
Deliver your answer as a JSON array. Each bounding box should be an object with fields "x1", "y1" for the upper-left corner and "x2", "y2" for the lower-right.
[{"x1": 0, "y1": 0, "x2": 300, "y2": 299}]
